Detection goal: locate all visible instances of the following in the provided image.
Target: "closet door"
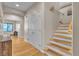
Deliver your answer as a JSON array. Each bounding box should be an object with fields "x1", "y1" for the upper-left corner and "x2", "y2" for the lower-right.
[{"x1": 28, "y1": 12, "x2": 42, "y2": 48}]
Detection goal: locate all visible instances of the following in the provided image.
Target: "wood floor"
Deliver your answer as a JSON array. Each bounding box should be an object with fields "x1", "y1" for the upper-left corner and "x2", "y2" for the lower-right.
[{"x1": 12, "y1": 36, "x2": 45, "y2": 56}]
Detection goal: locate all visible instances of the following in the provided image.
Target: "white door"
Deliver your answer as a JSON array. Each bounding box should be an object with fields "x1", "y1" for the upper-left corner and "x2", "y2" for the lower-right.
[
  {"x1": 16, "y1": 23, "x2": 20, "y2": 37},
  {"x1": 28, "y1": 12, "x2": 42, "y2": 49}
]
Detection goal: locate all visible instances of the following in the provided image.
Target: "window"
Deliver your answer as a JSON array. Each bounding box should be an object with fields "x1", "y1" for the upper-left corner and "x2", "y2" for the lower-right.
[
  {"x1": 3, "y1": 23, "x2": 13, "y2": 32},
  {"x1": 16, "y1": 24, "x2": 20, "y2": 32}
]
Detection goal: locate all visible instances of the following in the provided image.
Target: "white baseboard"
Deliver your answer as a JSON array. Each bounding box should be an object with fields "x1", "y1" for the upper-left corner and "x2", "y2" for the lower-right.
[{"x1": 24, "y1": 39, "x2": 45, "y2": 54}]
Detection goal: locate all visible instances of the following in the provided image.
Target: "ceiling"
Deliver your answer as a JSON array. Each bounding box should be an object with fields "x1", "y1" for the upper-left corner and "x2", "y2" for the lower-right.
[
  {"x1": 3, "y1": 2, "x2": 35, "y2": 12},
  {"x1": 2, "y1": 2, "x2": 35, "y2": 16},
  {"x1": 1, "y1": 2, "x2": 72, "y2": 17},
  {"x1": 58, "y1": 2, "x2": 72, "y2": 9}
]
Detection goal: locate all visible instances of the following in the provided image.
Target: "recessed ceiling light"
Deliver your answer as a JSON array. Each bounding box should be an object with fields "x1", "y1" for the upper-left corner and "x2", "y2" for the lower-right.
[{"x1": 16, "y1": 4, "x2": 19, "y2": 7}]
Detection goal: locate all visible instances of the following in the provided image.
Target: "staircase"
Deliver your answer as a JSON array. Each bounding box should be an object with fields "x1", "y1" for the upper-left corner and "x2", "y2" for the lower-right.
[{"x1": 44, "y1": 22, "x2": 72, "y2": 56}]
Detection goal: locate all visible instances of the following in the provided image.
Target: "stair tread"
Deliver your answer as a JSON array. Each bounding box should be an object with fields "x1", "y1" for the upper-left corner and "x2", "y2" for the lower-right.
[
  {"x1": 56, "y1": 31, "x2": 71, "y2": 34},
  {"x1": 52, "y1": 39, "x2": 72, "y2": 46},
  {"x1": 59, "y1": 24, "x2": 69, "y2": 26},
  {"x1": 44, "y1": 49, "x2": 61, "y2": 56},
  {"x1": 43, "y1": 50, "x2": 54, "y2": 56},
  {"x1": 47, "y1": 46, "x2": 71, "y2": 56},
  {"x1": 47, "y1": 45, "x2": 71, "y2": 56},
  {"x1": 53, "y1": 34, "x2": 72, "y2": 39},
  {"x1": 58, "y1": 26, "x2": 69, "y2": 29},
  {"x1": 52, "y1": 37, "x2": 72, "y2": 41},
  {"x1": 57, "y1": 29, "x2": 68, "y2": 30},
  {"x1": 52, "y1": 37, "x2": 72, "y2": 42},
  {"x1": 54, "y1": 33, "x2": 72, "y2": 37},
  {"x1": 60, "y1": 23, "x2": 69, "y2": 25},
  {"x1": 49, "y1": 41, "x2": 71, "y2": 49},
  {"x1": 56, "y1": 30, "x2": 71, "y2": 34},
  {"x1": 56, "y1": 30, "x2": 68, "y2": 32}
]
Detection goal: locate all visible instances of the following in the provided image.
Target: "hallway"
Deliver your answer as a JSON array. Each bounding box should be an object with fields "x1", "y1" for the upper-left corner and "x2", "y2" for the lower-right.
[
  {"x1": 12, "y1": 36, "x2": 45, "y2": 56},
  {"x1": 0, "y1": 2, "x2": 73, "y2": 56}
]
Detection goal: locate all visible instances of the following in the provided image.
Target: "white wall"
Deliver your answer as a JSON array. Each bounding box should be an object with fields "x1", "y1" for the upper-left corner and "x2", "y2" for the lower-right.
[
  {"x1": 59, "y1": 5, "x2": 72, "y2": 23},
  {"x1": 20, "y1": 18, "x2": 24, "y2": 38},
  {"x1": 44, "y1": 2, "x2": 60, "y2": 48},
  {"x1": 0, "y1": 3, "x2": 3, "y2": 35},
  {"x1": 73, "y1": 2, "x2": 79, "y2": 56}
]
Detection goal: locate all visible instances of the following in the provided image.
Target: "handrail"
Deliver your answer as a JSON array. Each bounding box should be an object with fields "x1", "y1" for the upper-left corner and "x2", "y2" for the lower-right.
[{"x1": 59, "y1": 3, "x2": 72, "y2": 10}]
